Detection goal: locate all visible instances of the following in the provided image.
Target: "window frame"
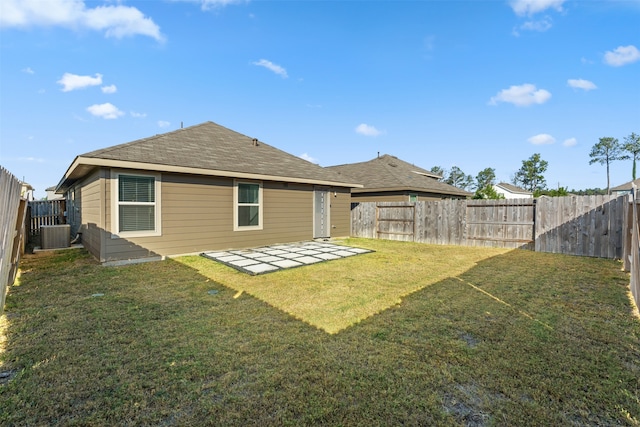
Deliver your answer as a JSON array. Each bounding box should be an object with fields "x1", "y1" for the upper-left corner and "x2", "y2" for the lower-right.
[
  {"x1": 111, "y1": 171, "x2": 162, "y2": 238},
  {"x1": 233, "y1": 180, "x2": 263, "y2": 231}
]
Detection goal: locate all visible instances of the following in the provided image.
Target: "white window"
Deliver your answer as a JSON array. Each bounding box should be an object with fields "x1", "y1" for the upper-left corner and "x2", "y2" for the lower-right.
[
  {"x1": 234, "y1": 180, "x2": 263, "y2": 231},
  {"x1": 112, "y1": 172, "x2": 161, "y2": 237}
]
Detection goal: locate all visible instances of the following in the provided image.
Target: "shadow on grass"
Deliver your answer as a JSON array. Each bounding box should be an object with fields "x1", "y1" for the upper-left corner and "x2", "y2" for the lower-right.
[
  {"x1": 178, "y1": 238, "x2": 513, "y2": 334},
  {"x1": 1, "y1": 242, "x2": 639, "y2": 426}
]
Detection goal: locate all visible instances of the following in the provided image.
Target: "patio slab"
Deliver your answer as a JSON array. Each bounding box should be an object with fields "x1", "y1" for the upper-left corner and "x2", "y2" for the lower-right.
[{"x1": 201, "y1": 241, "x2": 374, "y2": 275}]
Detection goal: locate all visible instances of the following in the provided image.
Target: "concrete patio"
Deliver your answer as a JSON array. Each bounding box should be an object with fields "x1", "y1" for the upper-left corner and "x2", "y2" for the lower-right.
[{"x1": 201, "y1": 241, "x2": 373, "y2": 275}]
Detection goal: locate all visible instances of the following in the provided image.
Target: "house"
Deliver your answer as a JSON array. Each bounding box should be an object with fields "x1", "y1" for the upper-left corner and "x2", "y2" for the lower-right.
[
  {"x1": 20, "y1": 181, "x2": 35, "y2": 201},
  {"x1": 55, "y1": 121, "x2": 361, "y2": 265},
  {"x1": 610, "y1": 179, "x2": 640, "y2": 197},
  {"x1": 325, "y1": 154, "x2": 472, "y2": 202},
  {"x1": 45, "y1": 186, "x2": 65, "y2": 200},
  {"x1": 494, "y1": 182, "x2": 533, "y2": 199}
]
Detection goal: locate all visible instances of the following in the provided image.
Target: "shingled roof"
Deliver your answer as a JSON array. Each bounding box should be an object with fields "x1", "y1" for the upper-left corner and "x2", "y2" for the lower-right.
[
  {"x1": 611, "y1": 178, "x2": 640, "y2": 192},
  {"x1": 495, "y1": 182, "x2": 532, "y2": 195},
  {"x1": 326, "y1": 154, "x2": 471, "y2": 197},
  {"x1": 57, "y1": 121, "x2": 360, "y2": 191}
]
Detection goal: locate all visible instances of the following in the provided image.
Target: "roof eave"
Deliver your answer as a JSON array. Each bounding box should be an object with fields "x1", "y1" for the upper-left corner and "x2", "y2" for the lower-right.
[
  {"x1": 353, "y1": 186, "x2": 471, "y2": 196},
  {"x1": 57, "y1": 157, "x2": 363, "y2": 191}
]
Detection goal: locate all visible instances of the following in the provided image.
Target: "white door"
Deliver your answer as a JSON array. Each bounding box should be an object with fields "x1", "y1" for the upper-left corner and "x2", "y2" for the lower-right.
[{"x1": 313, "y1": 189, "x2": 330, "y2": 238}]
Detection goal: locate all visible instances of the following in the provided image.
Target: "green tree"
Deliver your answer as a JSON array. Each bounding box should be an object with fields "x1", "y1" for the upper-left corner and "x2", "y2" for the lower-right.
[
  {"x1": 513, "y1": 153, "x2": 548, "y2": 192},
  {"x1": 589, "y1": 137, "x2": 628, "y2": 194},
  {"x1": 475, "y1": 167, "x2": 496, "y2": 189},
  {"x1": 534, "y1": 187, "x2": 568, "y2": 197},
  {"x1": 446, "y1": 166, "x2": 474, "y2": 190},
  {"x1": 474, "y1": 184, "x2": 505, "y2": 199},
  {"x1": 473, "y1": 167, "x2": 503, "y2": 199},
  {"x1": 569, "y1": 188, "x2": 607, "y2": 196},
  {"x1": 429, "y1": 166, "x2": 446, "y2": 181},
  {"x1": 623, "y1": 132, "x2": 640, "y2": 180}
]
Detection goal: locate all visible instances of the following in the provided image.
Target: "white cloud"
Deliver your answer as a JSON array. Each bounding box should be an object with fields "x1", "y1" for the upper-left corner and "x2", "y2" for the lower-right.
[
  {"x1": 252, "y1": 59, "x2": 288, "y2": 78},
  {"x1": 168, "y1": 0, "x2": 246, "y2": 10},
  {"x1": 57, "y1": 72, "x2": 102, "y2": 92},
  {"x1": 604, "y1": 45, "x2": 640, "y2": 67},
  {"x1": 158, "y1": 120, "x2": 170, "y2": 128},
  {"x1": 514, "y1": 17, "x2": 553, "y2": 35},
  {"x1": 22, "y1": 67, "x2": 35, "y2": 74},
  {"x1": 175, "y1": 0, "x2": 247, "y2": 10},
  {"x1": 299, "y1": 153, "x2": 318, "y2": 164},
  {"x1": 563, "y1": 137, "x2": 577, "y2": 147},
  {"x1": 130, "y1": 111, "x2": 147, "y2": 118},
  {"x1": 527, "y1": 133, "x2": 556, "y2": 145},
  {"x1": 567, "y1": 78, "x2": 596, "y2": 91},
  {"x1": 509, "y1": 0, "x2": 565, "y2": 16},
  {"x1": 488, "y1": 83, "x2": 552, "y2": 107},
  {"x1": 355, "y1": 123, "x2": 382, "y2": 137},
  {"x1": 101, "y1": 84, "x2": 117, "y2": 94},
  {"x1": 87, "y1": 102, "x2": 124, "y2": 119},
  {"x1": 0, "y1": 0, "x2": 164, "y2": 41}
]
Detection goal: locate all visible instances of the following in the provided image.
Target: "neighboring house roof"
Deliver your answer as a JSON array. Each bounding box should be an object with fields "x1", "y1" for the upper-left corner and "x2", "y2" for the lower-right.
[
  {"x1": 57, "y1": 121, "x2": 361, "y2": 192},
  {"x1": 610, "y1": 178, "x2": 640, "y2": 192},
  {"x1": 495, "y1": 182, "x2": 532, "y2": 196},
  {"x1": 326, "y1": 154, "x2": 472, "y2": 197}
]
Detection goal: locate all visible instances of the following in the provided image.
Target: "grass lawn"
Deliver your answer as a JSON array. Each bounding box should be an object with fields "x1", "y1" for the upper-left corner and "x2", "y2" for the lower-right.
[{"x1": 1, "y1": 238, "x2": 639, "y2": 426}]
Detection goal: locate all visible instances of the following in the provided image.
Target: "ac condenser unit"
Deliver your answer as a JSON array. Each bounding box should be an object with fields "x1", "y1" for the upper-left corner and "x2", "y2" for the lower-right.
[{"x1": 41, "y1": 225, "x2": 71, "y2": 249}]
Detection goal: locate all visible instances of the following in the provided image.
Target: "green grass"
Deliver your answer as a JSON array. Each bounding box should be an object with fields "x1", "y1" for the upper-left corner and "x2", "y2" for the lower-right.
[
  {"x1": 1, "y1": 238, "x2": 639, "y2": 426},
  {"x1": 180, "y1": 240, "x2": 510, "y2": 334}
]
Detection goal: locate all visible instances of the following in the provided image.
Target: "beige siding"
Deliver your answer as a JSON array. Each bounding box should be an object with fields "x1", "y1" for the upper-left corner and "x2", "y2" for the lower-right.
[
  {"x1": 329, "y1": 187, "x2": 351, "y2": 237},
  {"x1": 92, "y1": 170, "x2": 351, "y2": 262},
  {"x1": 74, "y1": 169, "x2": 104, "y2": 261}
]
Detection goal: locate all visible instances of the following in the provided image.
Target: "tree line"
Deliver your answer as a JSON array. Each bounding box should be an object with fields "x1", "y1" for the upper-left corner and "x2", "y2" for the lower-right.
[{"x1": 431, "y1": 132, "x2": 639, "y2": 199}]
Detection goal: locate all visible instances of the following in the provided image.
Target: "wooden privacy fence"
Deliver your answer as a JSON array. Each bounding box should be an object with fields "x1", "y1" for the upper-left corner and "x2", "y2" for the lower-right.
[
  {"x1": 351, "y1": 194, "x2": 627, "y2": 258},
  {"x1": 0, "y1": 167, "x2": 28, "y2": 315},
  {"x1": 27, "y1": 199, "x2": 66, "y2": 238},
  {"x1": 535, "y1": 194, "x2": 626, "y2": 259}
]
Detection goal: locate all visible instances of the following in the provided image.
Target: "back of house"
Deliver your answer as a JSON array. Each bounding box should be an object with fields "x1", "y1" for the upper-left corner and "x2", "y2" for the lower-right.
[{"x1": 56, "y1": 121, "x2": 361, "y2": 264}]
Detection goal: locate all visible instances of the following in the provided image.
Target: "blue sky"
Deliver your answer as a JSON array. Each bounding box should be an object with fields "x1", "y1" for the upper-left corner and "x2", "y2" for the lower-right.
[{"x1": 1, "y1": 0, "x2": 639, "y2": 198}]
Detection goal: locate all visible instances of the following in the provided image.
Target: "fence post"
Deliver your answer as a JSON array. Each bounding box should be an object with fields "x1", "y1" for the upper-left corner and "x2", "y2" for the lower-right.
[
  {"x1": 623, "y1": 193, "x2": 633, "y2": 272},
  {"x1": 532, "y1": 198, "x2": 538, "y2": 252},
  {"x1": 628, "y1": 184, "x2": 640, "y2": 310}
]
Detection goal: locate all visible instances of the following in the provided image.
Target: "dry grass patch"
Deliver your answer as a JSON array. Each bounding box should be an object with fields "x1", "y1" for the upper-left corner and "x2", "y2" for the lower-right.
[{"x1": 179, "y1": 238, "x2": 510, "y2": 333}]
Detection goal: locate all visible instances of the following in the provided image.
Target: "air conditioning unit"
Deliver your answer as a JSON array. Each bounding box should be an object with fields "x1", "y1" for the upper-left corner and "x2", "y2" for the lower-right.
[{"x1": 41, "y1": 225, "x2": 70, "y2": 249}]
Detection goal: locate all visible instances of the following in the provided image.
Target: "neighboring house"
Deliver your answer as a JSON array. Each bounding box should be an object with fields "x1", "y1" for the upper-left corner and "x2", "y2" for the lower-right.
[
  {"x1": 55, "y1": 121, "x2": 361, "y2": 265},
  {"x1": 45, "y1": 186, "x2": 65, "y2": 200},
  {"x1": 494, "y1": 182, "x2": 533, "y2": 199},
  {"x1": 326, "y1": 154, "x2": 472, "y2": 202},
  {"x1": 610, "y1": 179, "x2": 640, "y2": 197},
  {"x1": 20, "y1": 181, "x2": 35, "y2": 201}
]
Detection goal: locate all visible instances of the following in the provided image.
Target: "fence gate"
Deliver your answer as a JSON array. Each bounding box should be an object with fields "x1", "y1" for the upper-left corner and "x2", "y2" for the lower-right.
[
  {"x1": 465, "y1": 199, "x2": 535, "y2": 249},
  {"x1": 376, "y1": 204, "x2": 415, "y2": 241},
  {"x1": 27, "y1": 199, "x2": 66, "y2": 238}
]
